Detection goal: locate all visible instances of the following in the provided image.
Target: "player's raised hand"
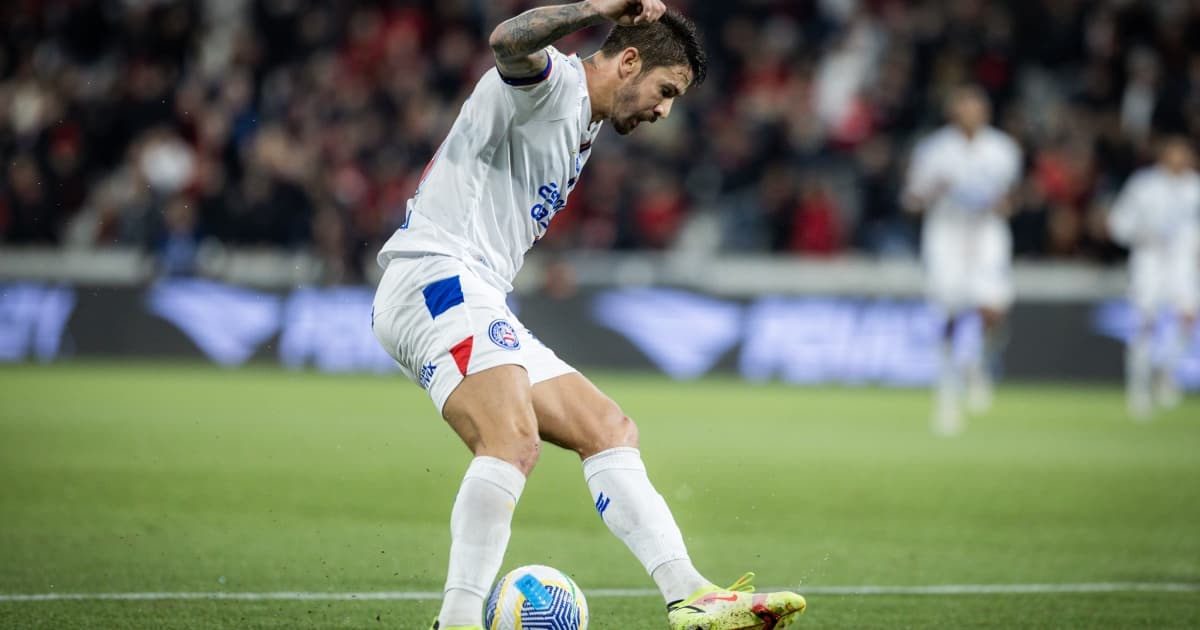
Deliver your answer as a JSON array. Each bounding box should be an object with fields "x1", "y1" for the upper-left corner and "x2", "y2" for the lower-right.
[{"x1": 587, "y1": 0, "x2": 667, "y2": 26}]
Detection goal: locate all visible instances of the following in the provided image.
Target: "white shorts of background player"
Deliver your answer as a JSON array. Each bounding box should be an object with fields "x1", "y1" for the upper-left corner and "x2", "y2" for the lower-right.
[
  {"x1": 1128, "y1": 245, "x2": 1199, "y2": 316},
  {"x1": 922, "y1": 215, "x2": 1013, "y2": 314}
]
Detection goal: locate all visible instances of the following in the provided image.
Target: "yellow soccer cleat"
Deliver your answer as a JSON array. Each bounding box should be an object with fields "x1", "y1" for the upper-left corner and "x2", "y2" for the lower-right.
[{"x1": 666, "y1": 572, "x2": 806, "y2": 630}]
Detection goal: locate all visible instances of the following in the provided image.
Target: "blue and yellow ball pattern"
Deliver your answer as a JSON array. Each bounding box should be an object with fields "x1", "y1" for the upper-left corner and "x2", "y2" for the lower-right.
[{"x1": 485, "y1": 565, "x2": 589, "y2": 630}]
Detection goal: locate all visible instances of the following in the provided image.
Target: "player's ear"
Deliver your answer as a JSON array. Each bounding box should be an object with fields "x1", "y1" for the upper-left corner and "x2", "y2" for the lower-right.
[{"x1": 618, "y1": 47, "x2": 641, "y2": 80}]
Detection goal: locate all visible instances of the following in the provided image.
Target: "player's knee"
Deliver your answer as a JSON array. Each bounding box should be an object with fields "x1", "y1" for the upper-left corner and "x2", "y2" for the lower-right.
[
  {"x1": 615, "y1": 413, "x2": 640, "y2": 449},
  {"x1": 489, "y1": 413, "x2": 542, "y2": 476},
  {"x1": 579, "y1": 403, "x2": 639, "y2": 458},
  {"x1": 456, "y1": 399, "x2": 542, "y2": 476}
]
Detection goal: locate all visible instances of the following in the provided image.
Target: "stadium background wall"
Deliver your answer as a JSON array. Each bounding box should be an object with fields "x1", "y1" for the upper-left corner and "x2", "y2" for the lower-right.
[{"x1": 4, "y1": 280, "x2": 1196, "y2": 388}]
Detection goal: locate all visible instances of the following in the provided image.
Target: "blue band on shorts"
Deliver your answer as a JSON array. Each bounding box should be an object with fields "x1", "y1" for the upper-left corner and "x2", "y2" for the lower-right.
[{"x1": 423, "y1": 276, "x2": 465, "y2": 319}]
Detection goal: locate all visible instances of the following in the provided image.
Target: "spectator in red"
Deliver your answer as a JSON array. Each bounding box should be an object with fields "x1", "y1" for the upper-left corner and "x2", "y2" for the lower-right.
[{"x1": 789, "y1": 177, "x2": 844, "y2": 255}]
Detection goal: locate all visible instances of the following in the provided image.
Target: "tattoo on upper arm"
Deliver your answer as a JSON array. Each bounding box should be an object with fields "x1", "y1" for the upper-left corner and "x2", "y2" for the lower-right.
[{"x1": 490, "y1": 2, "x2": 603, "y2": 77}]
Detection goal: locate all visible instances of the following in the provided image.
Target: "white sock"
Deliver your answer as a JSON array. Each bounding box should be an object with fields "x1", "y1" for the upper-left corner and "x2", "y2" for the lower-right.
[
  {"x1": 935, "y1": 339, "x2": 962, "y2": 433},
  {"x1": 582, "y1": 447, "x2": 708, "y2": 603},
  {"x1": 965, "y1": 348, "x2": 989, "y2": 389},
  {"x1": 938, "y1": 338, "x2": 958, "y2": 396},
  {"x1": 438, "y1": 456, "x2": 526, "y2": 627},
  {"x1": 1165, "y1": 326, "x2": 1191, "y2": 377},
  {"x1": 1127, "y1": 332, "x2": 1153, "y2": 414},
  {"x1": 1158, "y1": 325, "x2": 1190, "y2": 406},
  {"x1": 652, "y1": 558, "x2": 709, "y2": 603}
]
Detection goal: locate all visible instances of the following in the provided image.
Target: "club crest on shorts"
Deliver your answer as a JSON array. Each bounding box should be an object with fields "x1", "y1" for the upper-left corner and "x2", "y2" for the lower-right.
[{"x1": 488, "y1": 319, "x2": 520, "y2": 350}]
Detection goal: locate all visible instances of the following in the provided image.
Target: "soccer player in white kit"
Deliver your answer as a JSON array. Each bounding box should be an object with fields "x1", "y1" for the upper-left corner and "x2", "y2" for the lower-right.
[
  {"x1": 370, "y1": 2, "x2": 805, "y2": 629},
  {"x1": 1107, "y1": 137, "x2": 1200, "y2": 420},
  {"x1": 903, "y1": 87, "x2": 1023, "y2": 436}
]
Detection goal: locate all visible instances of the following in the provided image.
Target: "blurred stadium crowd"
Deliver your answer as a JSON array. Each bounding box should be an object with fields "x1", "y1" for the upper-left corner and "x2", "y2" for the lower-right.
[{"x1": 2, "y1": 0, "x2": 1199, "y2": 281}]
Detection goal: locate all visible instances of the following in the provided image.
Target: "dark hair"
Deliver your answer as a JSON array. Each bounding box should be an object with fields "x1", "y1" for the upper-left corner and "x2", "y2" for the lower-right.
[{"x1": 598, "y1": 9, "x2": 707, "y2": 87}]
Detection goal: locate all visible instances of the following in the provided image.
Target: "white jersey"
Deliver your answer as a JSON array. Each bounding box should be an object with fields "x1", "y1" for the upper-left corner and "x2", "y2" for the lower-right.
[
  {"x1": 1108, "y1": 166, "x2": 1200, "y2": 313},
  {"x1": 905, "y1": 125, "x2": 1022, "y2": 222},
  {"x1": 1108, "y1": 166, "x2": 1200, "y2": 252},
  {"x1": 378, "y1": 46, "x2": 602, "y2": 291},
  {"x1": 905, "y1": 126, "x2": 1022, "y2": 313}
]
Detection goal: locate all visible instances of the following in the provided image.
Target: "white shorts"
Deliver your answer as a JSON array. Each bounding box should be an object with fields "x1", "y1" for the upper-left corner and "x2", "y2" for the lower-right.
[
  {"x1": 1129, "y1": 248, "x2": 1199, "y2": 315},
  {"x1": 371, "y1": 255, "x2": 576, "y2": 413},
  {"x1": 922, "y1": 216, "x2": 1013, "y2": 314}
]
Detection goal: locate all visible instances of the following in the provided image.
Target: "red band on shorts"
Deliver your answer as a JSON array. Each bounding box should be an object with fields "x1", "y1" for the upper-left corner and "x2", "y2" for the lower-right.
[{"x1": 450, "y1": 336, "x2": 474, "y2": 375}]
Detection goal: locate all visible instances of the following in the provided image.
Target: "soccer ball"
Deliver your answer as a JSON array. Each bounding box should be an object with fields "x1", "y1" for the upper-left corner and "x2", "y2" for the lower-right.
[{"x1": 484, "y1": 565, "x2": 589, "y2": 630}]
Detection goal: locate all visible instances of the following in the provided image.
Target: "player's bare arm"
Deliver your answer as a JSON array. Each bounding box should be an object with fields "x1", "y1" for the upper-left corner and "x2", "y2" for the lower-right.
[
  {"x1": 989, "y1": 190, "x2": 1018, "y2": 218},
  {"x1": 902, "y1": 191, "x2": 928, "y2": 215},
  {"x1": 902, "y1": 179, "x2": 948, "y2": 215},
  {"x1": 488, "y1": 0, "x2": 667, "y2": 78}
]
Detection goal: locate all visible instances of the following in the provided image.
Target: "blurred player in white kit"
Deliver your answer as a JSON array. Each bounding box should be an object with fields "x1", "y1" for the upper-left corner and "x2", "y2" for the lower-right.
[
  {"x1": 903, "y1": 87, "x2": 1023, "y2": 436},
  {"x1": 1107, "y1": 137, "x2": 1200, "y2": 420}
]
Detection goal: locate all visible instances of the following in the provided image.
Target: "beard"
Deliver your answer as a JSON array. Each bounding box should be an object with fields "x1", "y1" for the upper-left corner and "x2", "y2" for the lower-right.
[
  {"x1": 611, "y1": 81, "x2": 646, "y2": 135},
  {"x1": 613, "y1": 117, "x2": 638, "y2": 135}
]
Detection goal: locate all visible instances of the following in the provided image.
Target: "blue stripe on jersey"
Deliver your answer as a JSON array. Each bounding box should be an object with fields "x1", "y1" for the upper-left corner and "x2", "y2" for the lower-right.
[
  {"x1": 499, "y1": 54, "x2": 553, "y2": 86},
  {"x1": 423, "y1": 276, "x2": 465, "y2": 319}
]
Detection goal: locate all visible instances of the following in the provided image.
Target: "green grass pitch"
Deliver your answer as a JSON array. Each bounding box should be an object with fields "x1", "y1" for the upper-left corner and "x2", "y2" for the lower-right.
[{"x1": 1, "y1": 362, "x2": 1198, "y2": 629}]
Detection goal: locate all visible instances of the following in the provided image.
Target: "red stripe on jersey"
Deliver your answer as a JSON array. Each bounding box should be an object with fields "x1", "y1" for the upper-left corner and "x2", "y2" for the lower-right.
[{"x1": 417, "y1": 142, "x2": 445, "y2": 188}]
